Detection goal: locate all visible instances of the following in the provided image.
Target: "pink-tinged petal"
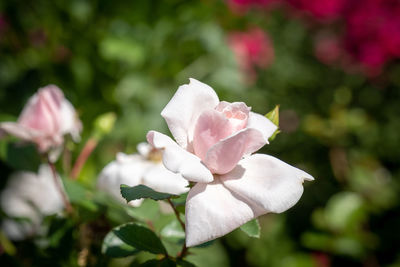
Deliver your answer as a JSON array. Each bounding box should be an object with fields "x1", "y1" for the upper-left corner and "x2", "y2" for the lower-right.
[
  {"x1": 221, "y1": 154, "x2": 314, "y2": 214},
  {"x1": 215, "y1": 101, "x2": 250, "y2": 132},
  {"x1": 0, "y1": 122, "x2": 61, "y2": 152},
  {"x1": 18, "y1": 85, "x2": 64, "y2": 136},
  {"x1": 19, "y1": 95, "x2": 56, "y2": 135},
  {"x1": 247, "y1": 112, "x2": 277, "y2": 144},
  {"x1": 193, "y1": 109, "x2": 232, "y2": 160},
  {"x1": 203, "y1": 128, "x2": 265, "y2": 174},
  {"x1": 185, "y1": 181, "x2": 262, "y2": 247},
  {"x1": 60, "y1": 99, "x2": 82, "y2": 142},
  {"x1": 142, "y1": 163, "x2": 189, "y2": 195},
  {"x1": 161, "y1": 78, "x2": 219, "y2": 151},
  {"x1": 147, "y1": 131, "x2": 213, "y2": 183},
  {"x1": 0, "y1": 122, "x2": 38, "y2": 141}
]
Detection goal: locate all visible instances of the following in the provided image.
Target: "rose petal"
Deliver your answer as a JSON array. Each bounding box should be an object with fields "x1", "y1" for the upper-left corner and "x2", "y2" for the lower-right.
[
  {"x1": 247, "y1": 112, "x2": 277, "y2": 144},
  {"x1": 142, "y1": 163, "x2": 189, "y2": 195},
  {"x1": 203, "y1": 128, "x2": 265, "y2": 174},
  {"x1": 97, "y1": 153, "x2": 149, "y2": 206},
  {"x1": 35, "y1": 165, "x2": 66, "y2": 214},
  {"x1": 185, "y1": 181, "x2": 262, "y2": 247},
  {"x1": 137, "y1": 142, "x2": 152, "y2": 158},
  {"x1": 147, "y1": 131, "x2": 213, "y2": 183},
  {"x1": 215, "y1": 101, "x2": 250, "y2": 131},
  {"x1": 0, "y1": 172, "x2": 43, "y2": 219},
  {"x1": 221, "y1": 154, "x2": 314, "y2": 214},
  {"x1": 18, "y1": 86, "x2": 63, "y2": 136},
  {"x1": 60, "y1": 99, "x2": 82, "y2": 142},
  {"x1": 0, "y1": 164, "x2": 65, "y2": 241},
  {"x1": 193, "y1": 109, "x2": 232, "y2": 160},
  {"x1": 2, "y1": 219, "x2": 37, "y2": 241},
  {"x1": 161, "y1": 78, "x2": 219, "y2": 151},
  {"x1": 0, "y1": 122, "x2": 39, "y2": 141}
]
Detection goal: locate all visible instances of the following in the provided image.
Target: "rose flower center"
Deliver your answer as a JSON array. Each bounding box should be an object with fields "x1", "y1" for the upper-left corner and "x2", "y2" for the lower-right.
[{"x1": 192, "y1": 101, "x2": 250, "y2": 161}]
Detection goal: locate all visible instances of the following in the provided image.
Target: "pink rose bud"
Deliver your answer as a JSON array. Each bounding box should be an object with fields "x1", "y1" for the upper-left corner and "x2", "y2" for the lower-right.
[{"x1": 0, "y1": 85, "x2": 82, "y2": 154}]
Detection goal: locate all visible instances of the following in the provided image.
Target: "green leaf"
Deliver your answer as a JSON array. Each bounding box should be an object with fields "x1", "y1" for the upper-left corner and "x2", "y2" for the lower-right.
[
  {"x1": 265, "y1": 105, "x2": 280, "y2": 141},
  {"x1": 121, "y1": 184, "x2": 176, "y2": 202},
  {"x1": 240, "y1": 219, "x2": 260, "y2": 238},
  {"x1": 161, "y1": 220, "x2": 185, "y2": 241},
  {"x1": 125, "y1": 199, "x2": 160, "y2": 221},
  {"x1": 0, "y1": 230, "x2": 16, "y2": 255},
  {"x1": 140, "y1": 258, "x2": 176, "y2": 267},
  {"x1": 102, "y1": 230, "x2": 138, "y2": 258},
  {"x1": 113, "y1": 223, "x2": 167, "y2": 255},
  {"x1": 186, "y1": 242, "x2": 229, "y2": 267},
  {"x1": 177, "y1": 259, "x2": 197, "y2": 267},
  {"x1": 5, "y1": 143, "x2": 41, "y2": 172},
  {"x1": 63, "y1": 178, "x2": 87, "y2": 203}
]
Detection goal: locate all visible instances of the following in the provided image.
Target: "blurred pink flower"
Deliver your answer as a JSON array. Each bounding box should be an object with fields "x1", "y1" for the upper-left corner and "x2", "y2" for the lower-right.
[
  {"x1": 344, "y1": 0, "x2": 400, "y2": 75},
  {"x1": 0, "y1": 85, "x2": 82, "y2": 155},
  {"x1": 226, "y1": 0, "x2": 400, "y2": 76},
  {"x1": 228, "y1": 0, "x2": 277, "y2": 13},
  {"x1": 314, "y1": 34, "x2": 343, "y2": 65},
  {"x1": 147, "y1": 79, "x2": 313, "y2": 247},
  {"x1": 289, "y1": 0, "x2": 346, "y2": 21},
  {"x1": 228, "y1": 28, "x2": 275, "y2": 82},
  {"x1": 286, "y1": 0, "x2": 400, "y2": 76}
]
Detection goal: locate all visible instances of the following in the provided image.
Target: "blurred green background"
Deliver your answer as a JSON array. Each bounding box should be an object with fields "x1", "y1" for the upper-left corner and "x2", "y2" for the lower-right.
[{"x1": 1, "y1": 0, "x2": 400, "y2": 266}]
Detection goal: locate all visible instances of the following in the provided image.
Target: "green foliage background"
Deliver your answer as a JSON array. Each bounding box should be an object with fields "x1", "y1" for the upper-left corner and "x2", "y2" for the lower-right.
[{"x1": 1, "y1": 0, "x2": 400, "y2": 266}]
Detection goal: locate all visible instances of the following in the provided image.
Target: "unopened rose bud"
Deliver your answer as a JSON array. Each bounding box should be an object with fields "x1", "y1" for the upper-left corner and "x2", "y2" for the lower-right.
[{"x1": 0, "y1": 85, "x2": 82, "y2": 157}]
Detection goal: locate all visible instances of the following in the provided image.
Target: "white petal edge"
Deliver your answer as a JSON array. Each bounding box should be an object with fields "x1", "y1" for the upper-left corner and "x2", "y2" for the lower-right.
[
  {"x1": 142, "y1": 163, "x2": 190, "y2": 195},
  {"x1": 247, "y1": 112, "x2": 278, "y2": 144},
  {"x1": 0, "y1": 164, "x2": 65, "y2": 240},
  {"x1": 2, "y1": 219, "x2": 37, "y2": 241},
  {"x1": 137, "y1": 142, "x2": 152, "y2": 158},
  {"x1": 161, "y1": 78, "x2": 219, "y2": 151},
  {"x1": 97, "y1": 153, "x2": 150, "y2": 204},
  {"x1": 185, "y1": 181, "x2": 262, "y2": 247},
  {"x1": 147, "y1": 131, "x2": 213, "y2": 183},
  {"x1": 221, "y1": 154, "x2": 314, "y2": 214},
  {"x1": 60, "y1": 99, "x2": 82, "y2": 142}
]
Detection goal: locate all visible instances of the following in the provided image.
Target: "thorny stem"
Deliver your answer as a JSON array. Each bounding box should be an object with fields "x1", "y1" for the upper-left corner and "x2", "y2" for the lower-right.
[
  {"x1": 167, "y1": 198, "x2": 188, "y2": 259},
  {"x1": 71, "y1": 138, "x2": 98, "y2": 179},
  {"x1": 48, "y1": 158, "x2": 73, "y2": 214}
]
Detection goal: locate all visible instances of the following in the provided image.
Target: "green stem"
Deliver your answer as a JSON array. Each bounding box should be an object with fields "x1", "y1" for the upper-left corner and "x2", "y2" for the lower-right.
[
  {"x1": 166, "y1": 198, "x2": 189, "y2": 259},
  {"x1": 167, "y1": 198, "x2": 185, "y2": 231},
  {"x1": 48, "y1": 158, "x2": 73, "y2": 214}
]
